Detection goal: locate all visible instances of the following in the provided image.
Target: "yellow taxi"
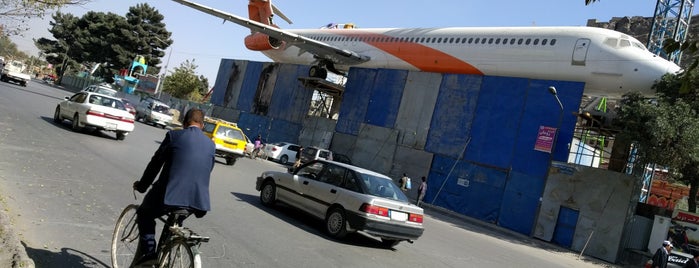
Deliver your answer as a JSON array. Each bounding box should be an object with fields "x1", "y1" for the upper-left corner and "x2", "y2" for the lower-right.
[{"x1": 202, "y1": 117, "x2": 248, "y2": 165}]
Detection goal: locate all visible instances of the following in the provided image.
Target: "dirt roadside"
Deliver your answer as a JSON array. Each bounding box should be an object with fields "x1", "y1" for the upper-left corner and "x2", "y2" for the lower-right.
[{"x1": 0, "y1": 196, "x2": 34, "y2": 268}]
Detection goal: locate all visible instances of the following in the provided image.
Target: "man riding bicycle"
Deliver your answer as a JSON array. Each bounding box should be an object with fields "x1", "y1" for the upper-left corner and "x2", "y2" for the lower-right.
[{"x1": 131, "y1": 108, "x2": 215, "y2": 265}]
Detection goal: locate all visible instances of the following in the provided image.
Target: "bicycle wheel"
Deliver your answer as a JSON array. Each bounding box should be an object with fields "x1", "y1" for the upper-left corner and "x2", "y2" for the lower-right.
[
  {"x1": 158, "y1": 239, "x2": 195, "y2": 268},
  {"x1": 111, "y1": 204, "x2": 140, "y2": 268}
]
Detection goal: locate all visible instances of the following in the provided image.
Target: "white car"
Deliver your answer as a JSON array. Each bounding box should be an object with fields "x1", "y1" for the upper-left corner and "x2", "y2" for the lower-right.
[
  {"x1": 264, "y1": 142, "x2": 301, "y2": 165},
  {"x1": 81, "y1": 83, "x2": 118, "y2": 97},
  {"x1": 53, "y1": 91, "x2": 135, "y2": 140},
  {"x1": 256, "y1": 160, "x2": 424, "y2": 248}
]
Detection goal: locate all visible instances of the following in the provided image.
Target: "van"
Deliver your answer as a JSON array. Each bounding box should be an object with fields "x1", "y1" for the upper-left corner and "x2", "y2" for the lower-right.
[
  {"x1": 300, "y1": 146, "x2": 333, "y2": 164},
  {"x1": 135, "y1": 97, "x2": 173, "y2": 128}
]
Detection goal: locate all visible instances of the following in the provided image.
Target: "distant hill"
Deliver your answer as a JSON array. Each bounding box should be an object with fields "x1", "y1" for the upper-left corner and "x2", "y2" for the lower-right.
[{"x1": 587, "y1": 15, "x2": 699, "y2": 68}]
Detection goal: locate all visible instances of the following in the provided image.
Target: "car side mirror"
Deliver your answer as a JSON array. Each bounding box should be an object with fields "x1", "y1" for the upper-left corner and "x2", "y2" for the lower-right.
[{"x1": 64, "y1": 96, "x2": 69, "y2": 100}]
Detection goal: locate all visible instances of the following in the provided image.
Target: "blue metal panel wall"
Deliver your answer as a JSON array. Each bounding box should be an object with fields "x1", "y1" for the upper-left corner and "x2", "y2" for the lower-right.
[
  {"x1": 238, "y1": 112, "x2": 271, "y2": 141},
  {"x1": 427, "y1": 155, "x2": 507, "y2": 222},
  {"x1": 209, "y1": 59, "x2": 233, "y2": 106},
  {"x1": 267, "y1": 64, "x2": 312, "y2": 123},
  {"x1": 266, "y1": 119, "x2": 301, "y2": 144},
  {"x1": 498, "y1": 80, "x2": 584, "y2": 235},
  {"x1": 364, "y1": 69, "x2": 408, "y2": 128},
  {"x1": 424, "y1": 74, "x2": 483, "y2": 158},
  {"x1": 236, "y1": 62, "x2": 266, "y2": 112},
  {"x1": 465, "y1": 76, "x2": 528, "y2": 168},
  {"x1": 336, "y1": 68, "x2": 377, "y2": 135}
]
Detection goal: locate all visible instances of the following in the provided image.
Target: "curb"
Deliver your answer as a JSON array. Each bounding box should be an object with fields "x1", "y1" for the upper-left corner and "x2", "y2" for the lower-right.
[{"x1": 0, "y1": 205, "x2": 34, "y2": 268}]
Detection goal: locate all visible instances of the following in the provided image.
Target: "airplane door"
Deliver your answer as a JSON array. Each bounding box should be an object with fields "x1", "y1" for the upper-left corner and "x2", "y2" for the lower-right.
[{"x1": 572, "y1": 38, "x2": 590, "y2": 66}]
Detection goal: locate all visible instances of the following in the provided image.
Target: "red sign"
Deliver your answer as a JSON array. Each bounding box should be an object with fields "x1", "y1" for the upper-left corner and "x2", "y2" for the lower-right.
[{"x1": 534, "y1": 126, "x2": 557, "y2": 153}]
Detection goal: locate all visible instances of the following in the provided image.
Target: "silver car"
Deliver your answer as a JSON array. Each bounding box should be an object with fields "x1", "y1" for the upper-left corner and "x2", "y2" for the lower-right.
[{"x1": 255, "y1": 160, "x2": 424, "y2": 248}]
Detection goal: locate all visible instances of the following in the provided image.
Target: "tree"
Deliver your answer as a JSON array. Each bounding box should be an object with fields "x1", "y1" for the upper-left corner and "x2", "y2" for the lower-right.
[
  {"x1": 34, "y1": 3, "x2": 172, "y2": 83},
  {"x1": 614, "y1": 73, "x2": 699, "y2": 212},
  {"x1": 0, "y1": 0, "x2": 91, "y2": 36},
  {"x1": 161, "y1": 59, "x2": 209, "y2": 102}
]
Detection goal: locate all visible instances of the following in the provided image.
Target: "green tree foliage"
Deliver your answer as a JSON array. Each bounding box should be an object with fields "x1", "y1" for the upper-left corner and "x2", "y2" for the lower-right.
[
  {"x1": 615, "y1": 72, "x2": 699, "y2": 211},
  {"x1": 0, "y1": 0, "x2": 90, "y2": 36},
  {"x1": 0, "y1": 33, "x2": 28, "y2": 59},
  {"x1": 34, "y1": 3, "x2": 172, "y2": 82},
  {"x1": 162, "y1": 59, "x2": 209, "y2": 102}
]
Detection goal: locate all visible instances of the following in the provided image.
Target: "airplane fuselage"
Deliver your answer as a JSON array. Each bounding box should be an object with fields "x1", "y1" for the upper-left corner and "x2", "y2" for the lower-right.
[{"x1": 262, "y1": 26, "x2": 680, "y2": 97}]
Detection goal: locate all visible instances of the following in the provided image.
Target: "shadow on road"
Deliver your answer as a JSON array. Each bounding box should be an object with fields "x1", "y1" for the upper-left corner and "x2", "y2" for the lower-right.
[
  {"x1": 39, "y1": 116, "x2": 120, "y2": 140},
  {"x1": 23, "y1": 241, "x2": 110, "y2": 268},
  {"x1": 230, "y1": 191, "x2": 395, "y2": 250}
]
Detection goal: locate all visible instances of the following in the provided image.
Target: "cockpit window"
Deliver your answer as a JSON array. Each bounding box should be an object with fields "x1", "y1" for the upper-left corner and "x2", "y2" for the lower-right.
[
  {"x1": 603, "y1": 38, "x2": 618, "y2": 47},
  {"x1": 632, "y1": 41, "x2": 646, "y2": 50},
  {"x1": 620, "y1": 39, "x2": 631, "y2": 48}
]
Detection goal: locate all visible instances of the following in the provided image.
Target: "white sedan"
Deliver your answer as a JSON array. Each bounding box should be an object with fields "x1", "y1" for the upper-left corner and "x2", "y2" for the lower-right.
[
  {"x1": 53, "y1": 91, "x2": 135, "y2": 140},
  {"x1": 264, "y1": 142, "x2": 301, "y2": 164},
  {"x1": 256, "y1": 160, "x2": 424, "y2": 248}
]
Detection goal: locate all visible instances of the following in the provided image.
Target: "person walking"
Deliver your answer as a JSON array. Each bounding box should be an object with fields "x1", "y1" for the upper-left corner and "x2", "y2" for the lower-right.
[
  {"x1": 252, "y1": 135, "x2": 262, "y2": 159},
  {"x1": 416, "y1": 176, "x2": 427, "y2": 207},
  {"x1": 399, "y1": 173, "x2": 409, "y2": 193},
  {"x1": 293, "y1": 146, "x2": 304, "y2": 168},
  {"x1": 131, "y1": 108, "x2": 215, "y2": 265},
  {"x1": 651, "y1": 240, "x2": 673, "y2": 268}
]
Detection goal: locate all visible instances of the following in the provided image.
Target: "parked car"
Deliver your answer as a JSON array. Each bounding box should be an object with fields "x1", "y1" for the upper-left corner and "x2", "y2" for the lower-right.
[
  {"x1": 81, "y1": 83, "x2": 118, "y2": 97},
  {"x1": 53, "y1": 91, "x2": 135, "y2": 140},
  {"x1": 264, "y1": 142, "x2": 301, "y2": 165},
  {"x1": 299, "y1": 146, "x2": 333, "y2": 164},
  {"x1": 256, "y1": 159, "x2": 424, "y2": 248},
  {"x1": 201, "y1": 117, "x2": 247, "y2": 165}
]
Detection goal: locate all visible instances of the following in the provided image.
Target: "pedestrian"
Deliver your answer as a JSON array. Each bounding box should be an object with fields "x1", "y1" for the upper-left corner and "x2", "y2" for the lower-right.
[
  {"x1": 651, "y1": 240, "x2": 673, "y2": 268},
  {"x1": 416, "y1": 176, "x2": 427, "y2": 207},
  {"x1": 131, "y1": 108, "x2": 215, "y2": 265},
  {"x1": 252, "y1": 135, "x2": 262, "y2": 159},
  {"x1": 685, "y1": 252, "x2": 699, "y2": 268},
  {"x1": 400, "y1": 173, "x2": 409, "y2": 193},
  {"x1": 293, "y1": 146, "x2": 304, "y2": 168}
]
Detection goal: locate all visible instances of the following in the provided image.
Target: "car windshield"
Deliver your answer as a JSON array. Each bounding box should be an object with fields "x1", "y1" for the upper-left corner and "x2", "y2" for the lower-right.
[
  {"x1": 152, "y1": 105, "x2": 169, "y2": 114},
  {"x1": 88, "y1": 95, "x2": 126, "y2": 110},
  {"x1": 359, "y1": 173, "x2": 409, "y2": 202}
]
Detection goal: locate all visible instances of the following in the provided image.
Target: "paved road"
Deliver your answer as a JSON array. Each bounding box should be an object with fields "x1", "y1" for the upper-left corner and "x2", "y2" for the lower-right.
[{"x1": 0, "y1": 80, "x2": 618, "y2": 267}]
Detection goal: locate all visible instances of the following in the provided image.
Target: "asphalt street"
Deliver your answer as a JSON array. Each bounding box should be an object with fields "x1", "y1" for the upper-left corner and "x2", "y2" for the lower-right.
[{"x1": 0, "y1": 79, "x2": 622, "y2": 267}]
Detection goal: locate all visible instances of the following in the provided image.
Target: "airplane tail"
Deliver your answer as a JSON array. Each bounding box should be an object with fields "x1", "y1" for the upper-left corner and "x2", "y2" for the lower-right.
[{"x1": 245, "y1": 0, "x2": 291, "y2": 51}]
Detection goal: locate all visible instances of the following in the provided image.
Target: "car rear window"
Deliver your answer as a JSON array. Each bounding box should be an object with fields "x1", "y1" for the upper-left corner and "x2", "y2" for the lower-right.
[
  {"x1": 360, "y1": 173, "x2": 409, "y2": 202},
  {"x1": 215, "y1": 126, "x2": 245, "y2": 140},
  {"x1": 88, "y1": 95, "x2": 126, "y2": 110}
]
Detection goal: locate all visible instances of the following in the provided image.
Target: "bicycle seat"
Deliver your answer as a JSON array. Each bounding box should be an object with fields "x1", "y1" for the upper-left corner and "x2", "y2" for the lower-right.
[{"x1": 165, "y1": 207, "x2": 193, "y2": 226}]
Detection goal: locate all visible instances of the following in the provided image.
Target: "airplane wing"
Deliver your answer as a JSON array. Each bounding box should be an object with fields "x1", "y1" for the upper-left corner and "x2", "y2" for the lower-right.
[{"x1": 171, "y1": 0, "x2": 371, "y2": 65}]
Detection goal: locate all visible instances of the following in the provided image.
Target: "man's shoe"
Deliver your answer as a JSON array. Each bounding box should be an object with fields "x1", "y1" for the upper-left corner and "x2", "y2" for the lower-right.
[{"x1": 132, "y1": 252, "x2": 158, "y2": 267}]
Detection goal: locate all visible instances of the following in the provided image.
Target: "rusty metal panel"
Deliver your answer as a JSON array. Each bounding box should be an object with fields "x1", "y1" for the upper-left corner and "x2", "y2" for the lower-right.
[{"x1": 395, "y1": 72, "x2": 442, "y2": 150}]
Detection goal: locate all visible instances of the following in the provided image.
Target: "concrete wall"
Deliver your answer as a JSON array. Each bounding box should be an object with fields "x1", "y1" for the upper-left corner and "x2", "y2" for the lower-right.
[{"x1": 533, "y1": 162, "x2": 639, "y2": 263}]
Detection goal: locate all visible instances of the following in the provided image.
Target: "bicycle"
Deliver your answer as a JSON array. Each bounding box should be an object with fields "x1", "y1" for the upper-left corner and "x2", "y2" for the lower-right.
[{"x1": 111, "y1": 202, "x2": 210, "y2": 268}]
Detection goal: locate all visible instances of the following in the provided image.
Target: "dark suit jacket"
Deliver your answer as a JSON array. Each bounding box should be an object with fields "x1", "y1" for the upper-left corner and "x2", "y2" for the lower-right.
[
  {"x1": 136, "y1": 126, "x2": 215, "y2": 212},
  {"x1": 652, "y1": 247, "x2": 669, "y2": 268}
]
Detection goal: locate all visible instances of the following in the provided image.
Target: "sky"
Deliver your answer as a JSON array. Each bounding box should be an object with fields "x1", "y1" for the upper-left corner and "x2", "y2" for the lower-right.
[{"x1": 9, "y1": 0, "x2": 694, "y2": 85}]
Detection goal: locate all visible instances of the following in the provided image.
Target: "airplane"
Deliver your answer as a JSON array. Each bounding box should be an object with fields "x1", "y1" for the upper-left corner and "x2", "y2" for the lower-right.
[{"x1": 171, "y1": 0, "x2": 681, "y2": 97}]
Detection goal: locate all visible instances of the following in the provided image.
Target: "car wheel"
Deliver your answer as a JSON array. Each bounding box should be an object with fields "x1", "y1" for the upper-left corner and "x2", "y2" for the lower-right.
[
  {"x1": 225, "y1": 157, "x2": 236, "y2": 165},
  {"x1": 280, "y1": 155, "x2": 289, "y2": 165},
  {"x1": 325, "y1": 207, "x2": 348, "y2": 238},
  {"x1": 260, "y1": 181, "x2": 277, "y2": 207},
  {"x1": 116, "y1": 131, "x2": 126, "y2": 141},
  {"x1": 71, "y1": 114, "x2": 82, "y2": 132},
  {"x1": 53, "y1": 107, "x2": 62, "y2": 123},
  {"x1": 380, "y1": 238, "x2": 401, "y2": 248}
]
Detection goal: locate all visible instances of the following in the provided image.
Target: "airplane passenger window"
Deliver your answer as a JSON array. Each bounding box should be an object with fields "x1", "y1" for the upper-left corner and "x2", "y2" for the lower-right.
[
  {"x1": 510, "y1": 39, "x2": 516, "y2": 45},
  {"x1": 533, "y1": 39, "x2": 539, "y2": 45},
  {"x1": 495, "y1": 38, "x2": 500, "y2": 44},
  {"x1": 517, "y1": 39, "x2": 523, "y2": 45},
  {"x1": 420, "y1": 37, "x2": 425, "y2": 42},
  {"x1": 437, "y1": 37, "x2": 442, "y2": 43},
  {"x1": 481, "y1": 38, "x2": 486, "y2": 44},
  {"x1": 502, "y1": 38, "x2": 508, "y2": 44},
  {"x1": 488, "y1": 38, "x2": 494, "y2": 44},
  {"x1": 468, "y1": 38, "x2": 474, "y2": 44},
  {"x1": 449, "y1": 38, "x2": 454, "y2": 43},
  {"x1": 525, "y1": 38, "x2": 531, "y2": 45},
  {"x1": 462, "y1": 38, "x2": 467, "y2": 43},
  {"x1": 542, "y1": 39, "x2": 548, "y2": 45},
  {"x1": 550, "y1": 39, "x2": 557, "y2": 46}
]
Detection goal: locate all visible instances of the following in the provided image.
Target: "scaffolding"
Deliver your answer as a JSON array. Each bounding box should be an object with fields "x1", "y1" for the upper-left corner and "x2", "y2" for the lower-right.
[{"x1": 647, "y1": 0, "x2": 695, "y2": 64}]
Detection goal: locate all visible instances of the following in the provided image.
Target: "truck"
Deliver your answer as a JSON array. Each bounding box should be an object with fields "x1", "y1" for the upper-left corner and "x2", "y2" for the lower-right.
[{"x1": 1, "y1": 60, "x2": 31, "y2": 87}]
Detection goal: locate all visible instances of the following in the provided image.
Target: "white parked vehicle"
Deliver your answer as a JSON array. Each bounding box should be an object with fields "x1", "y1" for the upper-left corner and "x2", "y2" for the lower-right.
[
  {"x1": 263, "y1": 142, "x2": 301, "y2": 165},
  {"x1": 256, "y1": 160, "x2": 425, "y2": 248},
  {"x1": 1, "y1": 60, "x2": 30, "y2": 87},
  {"x1": 135, "y1": 97, "x2": 173, "y2": 128},
  {"x1": 53, "y1": 91, "x2": 135, "y2": 140}
]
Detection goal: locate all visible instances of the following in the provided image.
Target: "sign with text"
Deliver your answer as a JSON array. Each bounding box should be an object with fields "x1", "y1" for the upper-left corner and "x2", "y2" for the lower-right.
[{"x1": 535, "y1": 126, "x2": 557, "y2": 153}]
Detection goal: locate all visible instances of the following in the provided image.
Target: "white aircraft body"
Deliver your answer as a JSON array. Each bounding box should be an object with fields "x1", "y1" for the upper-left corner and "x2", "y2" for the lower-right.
[{"x1": 172, "y1": 0, "x2": 681, "y2": 97}]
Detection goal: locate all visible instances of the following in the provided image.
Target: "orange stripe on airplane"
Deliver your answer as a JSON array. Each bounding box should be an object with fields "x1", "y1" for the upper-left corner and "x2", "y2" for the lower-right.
[{"x1": 334, "y1": 31, "x2": 483, "y2": 75}]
